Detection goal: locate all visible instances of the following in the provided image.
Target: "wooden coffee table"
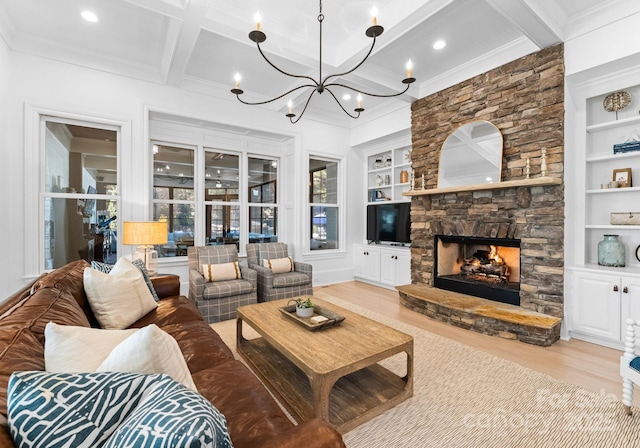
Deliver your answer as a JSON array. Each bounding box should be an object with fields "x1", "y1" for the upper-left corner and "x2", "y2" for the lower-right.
[{"x1": 236, "y1": 297, "x2": 413, "y2": 434}]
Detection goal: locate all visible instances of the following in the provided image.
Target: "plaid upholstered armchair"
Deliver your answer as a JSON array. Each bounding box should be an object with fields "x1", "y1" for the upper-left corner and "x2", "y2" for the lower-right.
[
  {"x1": 187, "y1": 245, "x2": 257, "y2": 323},
  {"x1": 246, "y1": 242, "x2": 313, "y2": 302}
]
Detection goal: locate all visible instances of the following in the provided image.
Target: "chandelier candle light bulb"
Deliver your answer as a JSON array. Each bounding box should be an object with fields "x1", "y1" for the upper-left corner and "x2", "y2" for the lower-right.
[
  {"x1": 254, "y1": 12, "x2": 261, "y2": 31},
  {"x1": 234, "y1": 73, "x2": 241, "y2": 89},
  {"x1": 406, "y1": 60, "x2": 413, "y2": 79},
  {"x1": 371, "y1": 6, "x2": 378, "y2": 26}
]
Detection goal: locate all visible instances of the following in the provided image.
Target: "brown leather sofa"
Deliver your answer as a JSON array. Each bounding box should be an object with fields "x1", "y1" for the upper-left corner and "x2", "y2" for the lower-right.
[{"x1": 0, "y1": 259, "x2": 345, "y2": 448}]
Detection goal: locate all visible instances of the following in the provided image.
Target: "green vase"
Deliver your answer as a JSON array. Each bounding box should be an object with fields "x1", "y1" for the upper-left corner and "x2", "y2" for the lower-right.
[{"x1": 598, "y1": 234, "x2": 626, "y2": 267}]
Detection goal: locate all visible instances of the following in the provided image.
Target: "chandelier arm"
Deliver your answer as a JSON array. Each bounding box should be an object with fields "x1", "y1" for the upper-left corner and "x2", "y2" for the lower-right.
[
  {"x1": 324, "y1": 87, "x2": 361, "y2": 119},
  {"x1": 322, "y1": 36, "x2": 377, "y2": 86},
  {"x1": 289, "y1": 89, "x2": 317, "y2": 124},
  {"x1": 235, "y1": 84, "x2": 317, "y2": 106},
  {"x1": 256, "y1": 42, "x2": 319, "y2": 86},
  {"x1": 325, "y1": 81, "x2": 411, "y2": 98}
]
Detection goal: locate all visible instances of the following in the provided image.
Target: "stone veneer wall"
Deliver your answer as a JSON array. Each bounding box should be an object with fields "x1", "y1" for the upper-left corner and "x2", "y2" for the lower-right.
[{"x1": 409, "y1": 44, "x2": 565, "y2": 318}]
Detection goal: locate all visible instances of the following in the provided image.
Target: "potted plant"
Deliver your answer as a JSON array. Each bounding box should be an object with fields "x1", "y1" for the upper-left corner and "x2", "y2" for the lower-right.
[{"x1": 290, "y1": 297, "x2": 314, "y2": 318}]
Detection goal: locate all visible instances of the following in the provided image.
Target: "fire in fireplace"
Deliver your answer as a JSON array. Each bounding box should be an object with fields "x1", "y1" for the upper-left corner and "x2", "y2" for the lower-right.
[{"x1": 434, "y1": 235, "x2": 521, "y2": 306}]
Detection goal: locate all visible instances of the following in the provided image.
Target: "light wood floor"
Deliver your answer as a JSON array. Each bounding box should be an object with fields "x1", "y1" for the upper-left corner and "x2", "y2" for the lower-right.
[{"x1": 314, "y1": 281, "x2": 638, "y2": 407}]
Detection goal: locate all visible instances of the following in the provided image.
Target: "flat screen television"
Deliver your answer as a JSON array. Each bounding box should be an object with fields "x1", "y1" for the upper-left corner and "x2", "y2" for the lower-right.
[{"x1": 366, "y1": 202, "x2": 411, "y2": 244}]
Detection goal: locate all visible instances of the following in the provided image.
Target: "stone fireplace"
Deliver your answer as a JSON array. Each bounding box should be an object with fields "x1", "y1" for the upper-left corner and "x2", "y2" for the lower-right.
[
  {"x1": 434, "y1": 235, "x2": 521, "y2": 306},
  {"x1": 398, "y1": 44, "x2": 565, "y2": 346}
]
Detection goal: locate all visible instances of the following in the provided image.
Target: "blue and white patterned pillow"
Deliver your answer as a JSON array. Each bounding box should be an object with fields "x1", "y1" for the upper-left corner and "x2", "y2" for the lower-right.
[
  {"x1": 91, "y1": 259, "x2": 160, "y2": 301},
  {"x1": 7, "y1": 371, "x2": 158, "y2": 448},
  {"x1": 104, "y1": 374, "x2": 233, "y2": 448},
  {"x1": 8, "y1": 371, "x2": 233, "y2": 448}
]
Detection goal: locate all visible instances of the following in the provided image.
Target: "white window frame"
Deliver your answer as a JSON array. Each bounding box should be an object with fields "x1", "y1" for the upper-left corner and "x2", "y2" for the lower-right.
[
  {"x1": 24, "y1": 105, "x2": 128, "y2": 277},
  {"x1": 306, "y1": 153, "x2": 344, "y2": 255}
]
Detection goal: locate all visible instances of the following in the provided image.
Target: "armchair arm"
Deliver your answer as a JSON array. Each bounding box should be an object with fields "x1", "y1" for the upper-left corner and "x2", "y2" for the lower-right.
[
  {"x1": 240, "y1": 265, "x2": 257, "y2": 290},
  {"x1": 294, "y1": 261, "x2": 312, "y2": 276},
  {"x1": 188, "y1": 268, "x2": 205, "y2": 303},
  {"x1": 250, "y1": 264, "x2": 274, "y2": 288}
]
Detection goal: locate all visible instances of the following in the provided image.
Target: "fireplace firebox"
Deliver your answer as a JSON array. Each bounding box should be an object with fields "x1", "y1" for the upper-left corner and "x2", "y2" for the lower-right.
[{"x1": 434, "y1": 235, "x2": 521, "y2": 306}]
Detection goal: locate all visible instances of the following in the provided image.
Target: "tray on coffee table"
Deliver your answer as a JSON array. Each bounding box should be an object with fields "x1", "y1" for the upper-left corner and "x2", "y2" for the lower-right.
[{"x1": 278, "y1": 304, "x2": 345, "y2": 331}]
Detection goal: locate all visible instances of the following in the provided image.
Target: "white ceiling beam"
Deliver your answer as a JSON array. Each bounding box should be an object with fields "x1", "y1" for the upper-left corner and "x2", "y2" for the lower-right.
[
  {"x1": 164, "y1": 0, "x2": 212, "y2": 86},
  {"x1": 485, "y1": 0, "x2": 562, "y2": 48}
]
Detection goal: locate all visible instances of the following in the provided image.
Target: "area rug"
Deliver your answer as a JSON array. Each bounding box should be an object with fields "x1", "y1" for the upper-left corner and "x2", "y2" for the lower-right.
[{"x1": 210, "y1": 295, "x2": 640, "y2": 448}]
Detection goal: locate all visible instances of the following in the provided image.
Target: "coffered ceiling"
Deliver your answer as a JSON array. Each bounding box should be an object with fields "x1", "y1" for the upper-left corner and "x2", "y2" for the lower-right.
[{"x1": 0, "y1": 0, "x2": 636, "y2": 125}]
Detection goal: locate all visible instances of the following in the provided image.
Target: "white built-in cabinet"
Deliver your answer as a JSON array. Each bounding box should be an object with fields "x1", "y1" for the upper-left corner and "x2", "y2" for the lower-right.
[
  {"x1": 566, "y1": 75, "x2": 640, "y2": 347},
  {"x1": 353, "y1": 244, "x2": 410, "y2": 289},
  {"x1": 568, "y1": 268, "x2": 640, "y2": 348}
]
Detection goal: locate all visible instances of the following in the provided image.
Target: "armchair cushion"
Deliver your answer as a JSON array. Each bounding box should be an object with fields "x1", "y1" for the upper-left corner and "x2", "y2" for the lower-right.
[
  {"x1": 204, "y1": 279, "x2": 253, "y2": 300},
  {"x1": 273, "y1": 272, "x2": 312, "y2": 288},
  {"x1": 202, "y1": 262, "x2": 241, "y2": 282},
  {"x1": 263, "y1": 257, "x2": 293, "y2": 274}
]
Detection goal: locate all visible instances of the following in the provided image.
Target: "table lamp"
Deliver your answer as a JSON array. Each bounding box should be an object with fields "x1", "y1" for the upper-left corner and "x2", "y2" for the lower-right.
[{"x1": 122, "y1": 221, "x2": 168, "y2": 276}]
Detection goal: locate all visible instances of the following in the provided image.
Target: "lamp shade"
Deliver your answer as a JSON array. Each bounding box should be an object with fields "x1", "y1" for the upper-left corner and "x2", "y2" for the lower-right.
[{"x1": 122, "y1": 221, "x2": 168, "y2": 246}]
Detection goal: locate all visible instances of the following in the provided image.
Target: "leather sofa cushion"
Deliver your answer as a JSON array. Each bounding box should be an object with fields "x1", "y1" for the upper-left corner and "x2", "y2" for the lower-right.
[
  {"x1": 129, "y1": 296, "x2": 203, "y2": 328},
  {"x1": 203, "y1": 279, "x2": 253, "y2": 300},
  {"x1": 0, "y1": 328, "x2": 45, "y2": 419},
  {"x1": 273, "y1": 271, "x2": 311, "y2": 288},
  {"x1": 0, "y1": 288, "x2": 90, "y2": 343},
  {"x1": 192, "y1": 360, "x2": 293, "y2": 448},
  {"x1": 31, "y1": 259, "x2": 98, "y2": 327},
  {"x1": 160, "y1": 321, "x2": 234, "y2": 374}
]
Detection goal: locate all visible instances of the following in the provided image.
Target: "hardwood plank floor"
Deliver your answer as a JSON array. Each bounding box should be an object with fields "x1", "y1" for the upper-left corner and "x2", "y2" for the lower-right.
[{"x1": 314, "y1": 281, "x2": 637, "y2": 407}]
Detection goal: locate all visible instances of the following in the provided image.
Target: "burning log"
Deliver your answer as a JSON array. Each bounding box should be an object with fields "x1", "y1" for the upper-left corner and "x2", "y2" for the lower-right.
[{"x1": 459, "y1": 245, "x2": 510, "y2": 283}]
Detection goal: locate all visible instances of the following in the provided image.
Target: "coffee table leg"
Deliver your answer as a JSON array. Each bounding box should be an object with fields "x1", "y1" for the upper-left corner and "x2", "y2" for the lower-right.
[
  {"x1": 310, "y1": 374, "x2": 338, "y2": 423},
  {"x1": 236, "y1": 316, "x2": 247, "y2": 349}
]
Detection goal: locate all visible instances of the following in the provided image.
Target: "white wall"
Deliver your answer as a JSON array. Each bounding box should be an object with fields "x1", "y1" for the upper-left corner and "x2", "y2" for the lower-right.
[{"x1": 0, "y1": 49, "x2": 363, "y2": 299}]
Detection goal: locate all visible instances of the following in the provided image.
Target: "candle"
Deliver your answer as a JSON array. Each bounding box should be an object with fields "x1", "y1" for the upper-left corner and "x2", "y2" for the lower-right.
[
  {"x1": 234, "y1": 72, "x2": 241, "y2": 89},
  {"x1": 287, "y1": 100, "x2": 293, "y2": 114},
  {"x1": 371, "y1": 6, "x2": 378, "y2": 26},
  {"x1": 357, "y1": 94, "x2": 363, "y2": 109},
  {"x1": 406, "y1": 59, "x2": 413, "y2": 78},
  {"x1": 254, "y1": 11, "x2": 261, "y2": 31}
]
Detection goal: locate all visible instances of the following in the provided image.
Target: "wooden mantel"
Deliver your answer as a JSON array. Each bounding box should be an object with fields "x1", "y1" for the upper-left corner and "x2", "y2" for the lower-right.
[{"x1": 402, "y1": 176, "x2": 562, "y2": 197}]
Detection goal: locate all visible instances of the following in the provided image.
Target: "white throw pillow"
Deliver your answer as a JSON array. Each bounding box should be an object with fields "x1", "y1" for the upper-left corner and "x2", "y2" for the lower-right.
[
  {"x1": 201, "y1": 261, "x2": 241, "y2": 282},
  {"x1": 263, "y1": 256, "x2": 294, "y2": 274},
  {"x1": 84, "y1": 257, "x2": 158, "y2": 329},
  {"x1": 97, "y1": 324, "x2": 197, "y2": 391},
  {"x1": 44, "y1": 322, "x2": 138, "y2": 372}
]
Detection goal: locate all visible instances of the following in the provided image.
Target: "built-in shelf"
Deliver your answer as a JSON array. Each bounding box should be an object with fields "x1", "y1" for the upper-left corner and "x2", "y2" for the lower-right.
[
  {"x1": 586, "y1": 186, "x2": 640, "y2": 194},
  {"x1": 402, "y1": 177, "x2": 561, "y2": 197},
  {"x1": 586, "y1": 224, "x2": 640, "y2": 230},
  {"x1": 586, "y1": 115, "x2": 640, "y2": 133},
  {"x1": 586, "y1": 152, "x2": 640, "y2": 163}
]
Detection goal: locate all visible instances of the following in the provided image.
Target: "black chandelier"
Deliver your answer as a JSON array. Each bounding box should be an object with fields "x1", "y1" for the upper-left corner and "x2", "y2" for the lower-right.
[{"x1": 231, "y1": 1, "x2": 416, "y2": 124}]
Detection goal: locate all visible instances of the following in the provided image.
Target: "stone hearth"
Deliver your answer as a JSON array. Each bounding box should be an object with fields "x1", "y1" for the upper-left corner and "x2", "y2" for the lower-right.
[{"x1": 398, "y1": 284, "x2": 561, "y2": 346}]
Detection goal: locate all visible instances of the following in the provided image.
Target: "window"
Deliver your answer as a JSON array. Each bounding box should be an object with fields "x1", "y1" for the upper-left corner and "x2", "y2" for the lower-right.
[
  {"x1": 42, "y1": 119, "x2": 119, "y2": 269},
  {"x1": 205, "y1": 151, "x2": 240, "y2": 249},
  {"x1": 248, "y1": 157, "x2": 278, "y2": 243},
  {"x1": 151, "y1": 144, "x2": 278, "y2": 256},
  {"x1": 152, "y1": 145, "x2": 195, "y2": 257},
  {"x1": 309, "y1": 157, "x2": 339, "y2": 251}
]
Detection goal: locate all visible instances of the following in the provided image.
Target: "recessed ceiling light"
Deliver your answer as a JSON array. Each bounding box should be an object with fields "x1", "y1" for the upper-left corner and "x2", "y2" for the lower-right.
[
  {"x1": 433, "y1": 40, "x2": 446, "y2": 50},
  {"x1": 342, "y1": 94, "x2": 351, "y2": 101},
  {"x1": 81, "y1": 11, "x2": 98, "y2": 23}
]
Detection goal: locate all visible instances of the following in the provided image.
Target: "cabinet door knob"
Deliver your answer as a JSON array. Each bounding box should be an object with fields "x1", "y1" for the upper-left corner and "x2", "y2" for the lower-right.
[
  {"x1": 614, "y1": 285, "x2": 619, "y2": 292},
  {"x1": 624, "y1": 286, "x2": 629, "y2": 294}
]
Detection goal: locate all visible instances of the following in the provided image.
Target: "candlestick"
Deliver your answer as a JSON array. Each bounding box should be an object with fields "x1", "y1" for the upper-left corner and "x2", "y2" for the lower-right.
[
  {"x1": 410, "y1": 172, "x2": 415, "y2": 191},
  {"x1": 526, "y1": 158, "x2": 530, "y2": 179},
  {"x1": 541, "y1": 148, "x2": 547, "y2": 177},
  {"x1": 421, "y1": 173, "x2": 425, "y2": 190}
]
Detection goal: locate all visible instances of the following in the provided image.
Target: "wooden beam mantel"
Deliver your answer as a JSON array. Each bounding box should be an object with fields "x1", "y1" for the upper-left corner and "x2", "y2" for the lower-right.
[{"x1": 402, "y1": 177, "x2": 561, "y2": 197}]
